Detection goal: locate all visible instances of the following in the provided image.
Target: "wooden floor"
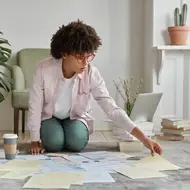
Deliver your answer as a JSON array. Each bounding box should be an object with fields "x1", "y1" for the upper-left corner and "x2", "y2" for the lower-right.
[{"x1": 0, "y1": 130, "x2": 119, "y2": 145}]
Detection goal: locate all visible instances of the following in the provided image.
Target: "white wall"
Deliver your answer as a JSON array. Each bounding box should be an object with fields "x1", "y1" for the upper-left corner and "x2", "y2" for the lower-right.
[
  {"x1": 144, "y1": 0, "x2": 190, "y2": 132},
  {"x1": 0, "y1": 0, "x2": 144, "y2": 130},
  {"x1": 153, "y1": 0, "x2": 190, "y2": 46},
  {"x1": 153, "y1": 0, "x2": 181, "y2": 46}
]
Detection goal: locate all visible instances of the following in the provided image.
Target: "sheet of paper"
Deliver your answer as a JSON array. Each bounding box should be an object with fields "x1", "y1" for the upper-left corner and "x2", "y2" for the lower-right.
[
  {"x1": 0, "y1": 160, "x2": 42, "y2": 171},
  {"x1": 16, "y1": 155, "x2": 51, "y2": 161},
  {"x1": 78, "y1": 151, "x2": 132, "y2": 162},
  {"x1": 111, "y1": 152, "x2": 134, "y2": 159},
  {"x1": 68, "y1": 155, "x2": 95, "y2": 164},
  {"x1": 115, "y1": 167, "x2": 168, "y2": 179},
  {"x1": 45, "y1": 153, "x2": 69, "y2": 160},
  {"x1": 135, "y1": 154, "x2": 181, "y2": 171},
  {"x1": 84, "y1": 172, "x2": 115, "y2": 183},
  {"x1": 0, "y1": 170, "x2": 36, "y2": 179},
  {"x1": 70, "y1": 154, "x2": 134, "y2": 174},
  {"x1": 23, "y1": 175, "x2": 70, "y2": 189},
  {"x1": 40, "y1": 160, "x2": 85, "y2": 173},
  {"x1": 68, "y1": 155, "x2": 133, "y2": 171},
  {"x1": 80, "y1": 159, "x2": 133, "y2": 173},
  {"x1": 0, "y1": 171, "x2": 9, "y2": 177},
  {"x1": 0, "y1": 160, "x2": 7, "y2": 164},
  {"x1": 23, "y1": 171, "x2": 85, "y2": 189}
]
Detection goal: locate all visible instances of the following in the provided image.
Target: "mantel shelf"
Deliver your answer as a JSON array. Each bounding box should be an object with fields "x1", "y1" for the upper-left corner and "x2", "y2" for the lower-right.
[
  {"x1": 156, "y1": 45, "x2": 190, "y2": 50},
  {"x1": 155, "y1": 45, "x2": 190, "y2": 85}
]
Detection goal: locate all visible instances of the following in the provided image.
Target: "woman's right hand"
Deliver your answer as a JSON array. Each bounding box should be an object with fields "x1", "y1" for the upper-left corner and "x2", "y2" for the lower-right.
[{"x1": 30, "y1": 141, "x2": 45, "y2": 155}]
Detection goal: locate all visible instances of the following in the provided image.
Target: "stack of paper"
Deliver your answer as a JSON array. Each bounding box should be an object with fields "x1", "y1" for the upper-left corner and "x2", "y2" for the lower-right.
[
  {"x1": 112, "y1": 128, "x2": 137, "y2": 141},
  {"x1": 112, "y1": 122, "x2": 154, "y2": 141},
  {"x1": 135, "y1": 121, "x2": 155, "y2": 137},
  {"x1": 158, "y1": 115, "x2": 190, "y2": 141}
]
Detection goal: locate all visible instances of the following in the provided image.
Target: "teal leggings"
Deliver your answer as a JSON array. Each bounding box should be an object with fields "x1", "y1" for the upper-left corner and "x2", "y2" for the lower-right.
[{"x1": 40, "y1": 117, "x2": 89, "y2": 152}]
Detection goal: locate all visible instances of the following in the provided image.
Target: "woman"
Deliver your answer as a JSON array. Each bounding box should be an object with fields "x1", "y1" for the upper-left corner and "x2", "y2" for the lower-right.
[{"x1": 28, "y1": 19, "x2": 162, "y2": 155}]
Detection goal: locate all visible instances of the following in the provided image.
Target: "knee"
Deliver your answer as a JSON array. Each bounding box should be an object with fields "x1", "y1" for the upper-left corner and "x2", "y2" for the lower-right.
[
  {"x1": 42, "y1": 135, "x2": 64, "y2": 152},
  {"x1": 64, "y1": 120, "x2": 89, "y2": 152},
  {"x1": 40, "y1": 118, "x2": 64, "y2": 152}
]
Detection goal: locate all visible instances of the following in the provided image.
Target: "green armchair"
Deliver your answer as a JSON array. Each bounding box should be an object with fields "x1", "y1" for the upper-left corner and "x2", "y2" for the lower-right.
[{"x1": 11, "y1": 48, "x2": 50, "y2": 135}]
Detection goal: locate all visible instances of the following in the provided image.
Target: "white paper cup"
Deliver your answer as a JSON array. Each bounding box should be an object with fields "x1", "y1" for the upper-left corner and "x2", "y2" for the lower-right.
[{"x1": 3, "y1": 134, "x2": 18, "y2": 160}]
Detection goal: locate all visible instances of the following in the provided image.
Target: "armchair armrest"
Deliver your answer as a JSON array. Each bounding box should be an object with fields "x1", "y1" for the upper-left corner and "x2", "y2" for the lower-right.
[{"x1": 12, "y1": 65, "x2": 25, "y2": 90}]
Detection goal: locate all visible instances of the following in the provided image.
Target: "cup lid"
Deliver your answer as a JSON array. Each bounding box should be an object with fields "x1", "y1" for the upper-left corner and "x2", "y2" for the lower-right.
[{"x1": 3, "y1": 134, "x2": 18, "y2": 139}]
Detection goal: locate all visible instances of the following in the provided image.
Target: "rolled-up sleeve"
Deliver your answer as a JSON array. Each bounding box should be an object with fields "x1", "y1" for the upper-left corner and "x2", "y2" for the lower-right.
[{"x1": 90, "y1": 67, "x2": 137, "y2": 133}]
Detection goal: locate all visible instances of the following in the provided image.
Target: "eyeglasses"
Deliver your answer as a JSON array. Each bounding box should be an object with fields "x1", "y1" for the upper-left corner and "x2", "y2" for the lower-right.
[{"x1": 75, "y1": 53, "x2": 95, "y2": 63}]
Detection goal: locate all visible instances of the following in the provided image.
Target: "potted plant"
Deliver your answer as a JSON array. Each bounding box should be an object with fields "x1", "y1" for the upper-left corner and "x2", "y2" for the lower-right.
[
  {"x1": 113, "y1": 77, "x2": 143, "y2": 116},
  {"x1": 168, "y1": 3, "x2": 190, "y2": 45},
  {"x1": 0, "y1": 31, "x2": 12, "y2": 102}
]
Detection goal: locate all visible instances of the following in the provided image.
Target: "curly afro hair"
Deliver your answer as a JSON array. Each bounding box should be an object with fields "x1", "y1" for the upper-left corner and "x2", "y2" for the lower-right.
[{"x1": 50, "y1": 19, "x2": 102, "y2": 59}]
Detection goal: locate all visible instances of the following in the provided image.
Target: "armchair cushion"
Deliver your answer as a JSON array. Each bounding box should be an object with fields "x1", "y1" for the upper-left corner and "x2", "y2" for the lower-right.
[
  {"x1": 12, "y1": 89, "x2": 29, "y2": 109},
  {"x1": 11, "y1": 65, "x2": 25, "y2": 90}
]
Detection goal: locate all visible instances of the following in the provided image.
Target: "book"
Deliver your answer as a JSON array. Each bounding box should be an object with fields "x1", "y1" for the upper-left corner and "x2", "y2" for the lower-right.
[
  {"x1": 162, "y1": 116, "x2": 190, "y2": 126},
  {"x1": 160, "y1": 128, "x2": 183, "y2": 136},
  {"x1": 161, "y1": 122, "x2": 190, "y2": 131},
  {"x1": 156, "y1": 135, "x2": 184, "y2": 141}
]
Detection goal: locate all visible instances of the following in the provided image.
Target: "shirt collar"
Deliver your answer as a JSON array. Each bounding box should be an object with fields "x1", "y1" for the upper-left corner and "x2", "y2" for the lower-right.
[{"x1": 56, "y1": 58, "x2": 85, "y2": 80}]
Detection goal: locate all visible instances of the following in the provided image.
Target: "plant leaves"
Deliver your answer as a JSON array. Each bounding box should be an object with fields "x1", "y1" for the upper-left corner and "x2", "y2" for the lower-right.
[
  {"x1": 0, "y1": 62, "x2": 12, "y2": 70},
  {"x1": 0, "y1": 82, "x2": 6, "y2": 91},
  {"x1": 0, "y1": 71, "x2": 12, "y2": 84},
  {"x1": 0, "y1": 93, "x2": 5, "y2": 103},
  {"x1": 1, "y1": 50, "x2": 11, "y2": 59},
  {"x1": 0, "y1": 46, "x2": 11, "y2": 54},
  {"x1": 0, "y1": 39, "x2": 9, "y2": 44},
  {"x1": 0, "y1": 76, "x2": 10, "y2": 92},
  {"x1": 0, "y1": 56, "x2": 8, "y2": 63},
  {"x1": 0, "y1": 50, "x2": 11, "y2": 63}
]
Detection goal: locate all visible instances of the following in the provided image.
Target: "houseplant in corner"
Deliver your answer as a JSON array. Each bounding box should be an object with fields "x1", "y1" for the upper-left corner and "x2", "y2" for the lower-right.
[
  {"x1": 0, "y1": 31, "x2": 12, "y2": 102},
  {"x1": 113, "y1": 77, "x2": 143, "y2": 117},
  {"x1": 168, "y1": 3, "x2": 190, "y2": 45}
]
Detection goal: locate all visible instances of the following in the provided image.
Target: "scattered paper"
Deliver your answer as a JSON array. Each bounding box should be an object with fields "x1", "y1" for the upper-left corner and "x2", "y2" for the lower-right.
[
  {"x1": 135, "y1": 154, "x2": 181, "y2": 171},
  {"x1": 0, "y1": 160, "x2": 42, "y2": 171},
  {"x1": 68, "y1": 154, "x2": 133, "y2": 173},
  {"x1": 23, "y1": 171, "x2": 85, "y2": 189},
  {"x1": 111, "y1": 152, "x2": 134, "y2": 159},
  {"x1": 78, "y1": 151, "x2": 132, "y2": 162},
  {"x1": 0, "y1": 160, "x2": 7, "y2": 164},
  {"x1": 84, "y1": 172, "x2": 115, "y2": 183},
  {"x1": 23, "y1": 175, "x2": 70, "y2": 189},
  {"x1": 16, "y1": 155, "x2": 51, "y2": 161},
  {"x1": 45, "y1": 153, "x2": 69, "y2": 160},
  {"x1": 0, "y1": 170, "x2": 36, "y2": 179},
  {"x1": 115, "y1": 167, "x2": 168, "y2": 179},
  {"x1": 68, "y1": 155, "x2": 95, "y2": 164},
  {"x1": 0, "y1": 171, "x2": 9, "y2": 177},
  {"x1": 40, "y1": 160, "x2": 85, "y2": 173},
  {"x1": 80, "y1": 159, "x2": 132, "y2": 173}
]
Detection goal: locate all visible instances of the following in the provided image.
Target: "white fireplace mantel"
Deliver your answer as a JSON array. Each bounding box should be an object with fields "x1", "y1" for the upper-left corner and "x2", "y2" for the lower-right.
[{"x1": 155, "y1": 45, "x2": 190, "y2": 85}]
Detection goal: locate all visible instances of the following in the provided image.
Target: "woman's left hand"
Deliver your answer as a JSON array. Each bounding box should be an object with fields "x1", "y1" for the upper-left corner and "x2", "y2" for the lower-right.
[{"x1": 142, "y1": 137, "x2": 162, "y2": 156}]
